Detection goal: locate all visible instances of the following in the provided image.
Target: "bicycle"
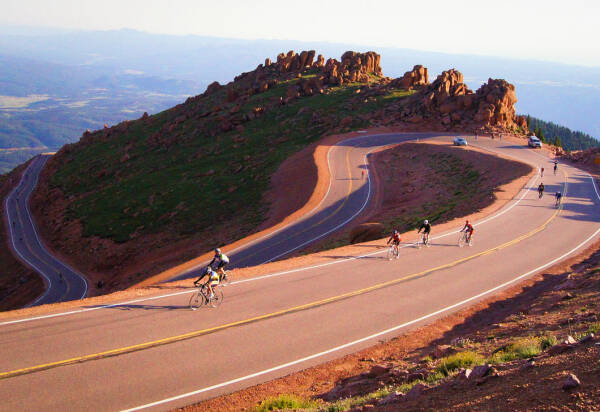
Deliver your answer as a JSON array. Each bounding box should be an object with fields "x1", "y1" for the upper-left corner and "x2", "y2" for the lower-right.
[
  {"x1": 219, "y1": 270, "x2": 231, "y2": 286},
  {"x1": 458, "y1": 231, "x2": 469, "y2": 247},
  {"x1": 387, "y1": 243, "x2": 399, "y2": 260},
  {"x1": 189, "y1": 282, "x2": 224, "y2": 309},
  {"x1": 415, "y1": 233, "x2": 430, "y2": 248},
  {"x1": 555, "y1": 196, "x2": 562, "y2": 208}
]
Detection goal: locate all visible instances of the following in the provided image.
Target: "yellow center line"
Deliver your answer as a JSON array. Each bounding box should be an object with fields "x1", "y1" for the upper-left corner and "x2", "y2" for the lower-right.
[
  {"x1": 0, "y1": 185, "x2": 565, "y2": 381},
  {"x1": 235, "y1": 147, "x2": 356, "y2": 265}
]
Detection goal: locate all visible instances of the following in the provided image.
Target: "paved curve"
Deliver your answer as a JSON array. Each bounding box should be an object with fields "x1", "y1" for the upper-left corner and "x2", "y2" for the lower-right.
[
  {"x1": 4, "y1": 155, "x2": 88, "y2": 305},
  {"x1": 173, "y1": 132, "x2": 442, "y2": 281},
  {"x1": 1, "y1": 134, "x2": 599, "y2": 412}
]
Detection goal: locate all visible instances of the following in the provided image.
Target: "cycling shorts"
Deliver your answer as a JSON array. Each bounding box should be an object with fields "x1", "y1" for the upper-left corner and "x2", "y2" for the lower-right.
[{"x1": 391, "y1": 239, "x2": 400, "y2": 246}]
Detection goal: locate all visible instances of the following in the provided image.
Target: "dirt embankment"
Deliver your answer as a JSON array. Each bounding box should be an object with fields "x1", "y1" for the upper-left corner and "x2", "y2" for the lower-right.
[
  {"x1": 0, "y1": 162, "x2": 44, "y2": 310},
  {"x1": 298, "y1": 139, "x2": 533, "y2": 254}
]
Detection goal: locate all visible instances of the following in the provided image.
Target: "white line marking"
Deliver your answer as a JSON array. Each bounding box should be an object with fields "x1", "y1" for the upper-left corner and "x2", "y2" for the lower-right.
[
  {"x1": 0, "y1": 134, "x2": 555, "y2": 326},
  {"x1": 173, "y1": 143, "x2": 338, "y2": 278},
  {"x1": 259, "y1": 146, "x2": 374, "y2": 264},
  {"x1": 122, "y1": 223, "x2": 600, "y2": 412},
  {"x1": 24, "y1": 156, "x2": 88, "y2": 299},
  {"x1": 5, "y1": 158, "x2": 53, "y2": 304}
]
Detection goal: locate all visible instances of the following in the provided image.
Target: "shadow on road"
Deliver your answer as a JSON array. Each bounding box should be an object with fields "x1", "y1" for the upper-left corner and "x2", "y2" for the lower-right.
[{"x1": 86, "y1": 304, "x2": 189, "y2": 311}]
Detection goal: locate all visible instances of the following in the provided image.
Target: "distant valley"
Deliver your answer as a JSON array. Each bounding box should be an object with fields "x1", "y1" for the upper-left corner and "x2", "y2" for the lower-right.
[{"x1": 0, "y1": 28, "x2": 598, "y2": 173}]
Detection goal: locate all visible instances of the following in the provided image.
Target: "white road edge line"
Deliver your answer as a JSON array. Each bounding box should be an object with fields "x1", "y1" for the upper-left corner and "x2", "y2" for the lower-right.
[
  {"x1": 122, "y1": 223, "x2": 600, "y2": 412},
  {"x1": 0, "y1": 135, "x2": 546, "y2": 326},
  {"x1": 24, "y1": 156, "x2": 89, "y2": 299},
  {"x1": 4, "y1": 158, "x2": 53, "y2": 304}
]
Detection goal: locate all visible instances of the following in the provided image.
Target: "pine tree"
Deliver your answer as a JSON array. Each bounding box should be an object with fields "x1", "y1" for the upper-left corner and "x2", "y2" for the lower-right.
[
  {"x1": 555, "y1": 136, "x2": 562, "y2": 148},
  {"x1": 538, "y1": 128, "x2": 545, "y2": 142}
]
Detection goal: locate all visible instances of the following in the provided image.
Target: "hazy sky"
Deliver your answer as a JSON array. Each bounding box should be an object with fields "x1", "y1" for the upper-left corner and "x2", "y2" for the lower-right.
[{"x1": 2, "y1": 0, "x2": 599, "y2": 66}]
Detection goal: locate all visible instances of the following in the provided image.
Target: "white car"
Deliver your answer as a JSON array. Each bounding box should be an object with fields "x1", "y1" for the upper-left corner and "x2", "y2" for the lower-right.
[
  {"x1": 453, "y1": 137, "x2": 467, "y2": 146},
  {"x1": 528, "y1": 136, "x2": 542, "y2": 148}
]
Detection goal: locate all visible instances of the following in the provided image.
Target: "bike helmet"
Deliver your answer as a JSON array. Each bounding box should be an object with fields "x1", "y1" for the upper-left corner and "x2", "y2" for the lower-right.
[
  {"x1": 394, "y1": 230, "x2": 399, "y2": 234},
  {"x1": 466, "y1": 220, "x2": 469, "y2": 224},
  {"x1": 214, "y1": 247, "x2": 221, "y2": 254},
  {"x1": 424, "y1": 220, "x2": 429, "y2": 225}
]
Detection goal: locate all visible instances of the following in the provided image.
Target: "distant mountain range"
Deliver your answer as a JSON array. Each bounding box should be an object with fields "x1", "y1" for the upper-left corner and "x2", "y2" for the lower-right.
[{"x1": 0, "y1": 28, "x2": 598, "y2": 172}]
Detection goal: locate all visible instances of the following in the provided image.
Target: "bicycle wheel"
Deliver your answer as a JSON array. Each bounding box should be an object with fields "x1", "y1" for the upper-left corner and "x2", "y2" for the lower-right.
[
  {"x1": 208, "y1": 289, "x2": 224, "y2": 308},
  {"x1": 458, "y1": 232, "x2": 465, "y2": 247},
  {"x1": 387, "y1": 246, "x2": 395, "y2": 260},
  {"x1": 220, "y1": 272, "x2": 231, "y2": 286},
  {"x1": 189, "y1": 291, "x2": 204, "y2": 310}
]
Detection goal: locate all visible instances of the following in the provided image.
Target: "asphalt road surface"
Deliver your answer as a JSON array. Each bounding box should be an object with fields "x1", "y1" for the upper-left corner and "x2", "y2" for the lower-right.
[
  {"x1": 173, "y1": 132, "x2": 442, "y2": 280},
  {"x1": 4, "y1": 155, "x2": 88, "y2": 305},
  {"x1": 1, "y1": 133, "x2": 599, "y2": 412}
]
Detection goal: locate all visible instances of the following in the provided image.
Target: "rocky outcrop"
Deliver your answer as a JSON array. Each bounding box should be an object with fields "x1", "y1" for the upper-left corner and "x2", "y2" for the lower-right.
[
  {"x1": 323, "y1": 51, "x2": 382, "y2": 85},
  {"x1": 391, "y1": 65, "x2": 429, "y2": 90},
  {"x1": 394, "y1": 68, "x2": 526, "y2": 132}
]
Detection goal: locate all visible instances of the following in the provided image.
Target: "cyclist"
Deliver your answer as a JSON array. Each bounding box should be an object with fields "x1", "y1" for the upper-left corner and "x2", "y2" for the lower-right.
[
  {"x1": 194, "y1": 266, "x2": 220, "y2": 299},
  {"x1": 387, "y1": 230, "x2": 402, "y2": 258},
  {"x1": 555, "y1": 191, "x2": 563, "y2": 207},
  {"x1": 460, "y1": 220, "x2": 474, "y2": 245},
  {"x1": 417, "y1": 219, "x2": 431, "y2": 246},
  {"x1": 209, "y1": 248, "x2": 230, "y2": 282},
  {"x1": 540, "y1": 167, "x2": 544, "y2": 177},
  {"x1": 553, "y1": 161, "x2": 558, "y2": 175},
  {"x1": 538, "y1": 183, "x2": 544, "y2": 198}
]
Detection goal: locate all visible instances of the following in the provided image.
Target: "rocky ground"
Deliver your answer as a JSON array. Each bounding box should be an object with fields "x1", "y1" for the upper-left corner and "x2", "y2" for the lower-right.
[{"x1": 181, "y1": 238, "x2": 600, "y2": 412}]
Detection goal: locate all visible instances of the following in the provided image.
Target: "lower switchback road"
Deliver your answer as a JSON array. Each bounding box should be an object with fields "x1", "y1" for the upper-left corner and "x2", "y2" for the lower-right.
[
  {"x1": 4, "y1": 155, "x2": 88, "y2": 306},
  {"x1": 1, "y1": 134, "x2": 599, "y2": 412}
]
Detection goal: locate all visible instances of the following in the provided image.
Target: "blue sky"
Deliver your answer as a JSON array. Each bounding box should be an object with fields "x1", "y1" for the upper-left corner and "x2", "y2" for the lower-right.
[{"x1": 2, "y1": 0, "x2": 599, "y2": 66}]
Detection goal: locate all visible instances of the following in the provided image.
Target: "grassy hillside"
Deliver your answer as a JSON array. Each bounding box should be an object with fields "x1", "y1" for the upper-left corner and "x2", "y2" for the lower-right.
[
  {"x1": 30, "y1": 50, "x2": 526, "y2": 286},
  {"x1": 50, "y1": 69, "x2": 411, "y2": 243}
]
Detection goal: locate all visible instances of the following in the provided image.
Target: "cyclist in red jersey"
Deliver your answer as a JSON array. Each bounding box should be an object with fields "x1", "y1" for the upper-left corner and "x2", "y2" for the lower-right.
[
  {"x1": 387, "y1": 230, "x2": 401, "y2": 246},
  {"x1": 387, "y1": 230, "x2": 401, "y2": 258},
  {"x1": 461, "y1": 220, "x2": 474, "y2": 245}
]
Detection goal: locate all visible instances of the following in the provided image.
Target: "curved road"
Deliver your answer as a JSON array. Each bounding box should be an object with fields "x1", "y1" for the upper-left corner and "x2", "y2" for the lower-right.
[
  {"x1": 1, "y1": 134, "x2": 599, "y2": 412},
  {"x1": 4, "y1": 155, "x2": 88, "y2": 305},
  {"x1": 173, "y1": 132, "x2": 441, "y2": 280}
]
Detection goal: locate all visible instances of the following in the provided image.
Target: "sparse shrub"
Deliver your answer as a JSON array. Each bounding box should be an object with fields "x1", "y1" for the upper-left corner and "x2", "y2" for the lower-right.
[
  {"x1": 421, "y1": 355, "x2": 433, "y2": 364},
  {"x1": 540, "y1": 334, "x2": 557, "y2": 350},
  {"x1": 436, "y1": 351, "x2": 484, "y2": 376},
  {"x1": 326, "y1": 387, "x2": 391, "y2": 412},
  {"x1": 254, "y1": 394, "x2": 317, "y2": 412},
  {"x1": 588, "y1": 322, "x2": 600, "y2": 334},
  {"x1": 425, "y1": 371, "x2": 446, "y2": 384},
  {"x1": 491, "y1": 337, "x2": 543, "y2": 363}
]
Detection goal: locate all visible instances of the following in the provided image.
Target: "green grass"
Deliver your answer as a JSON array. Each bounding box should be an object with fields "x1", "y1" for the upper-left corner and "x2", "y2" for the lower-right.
[
  {"x1": 436, "y1": 351, "x2": 484, "y2": 376},
  {"x1": 324, "y1": 387, "x2": 391, "y2": 412},
  {"x1": 490, "y1": 336, "x2": 547, "y2": 363},
  {"x1": 540, "y1": 334, "x2": 558, "y2": 350},
  {"x1": 254, "y1": 394, "x2": 318, "y2": 411},
  {"x1": 381, "y1": 151, "x2": 488, "y2": 234},
  {"x1": 588, "y1": 322, "x2": 600, "y2": 334},
  {"x1": 50, "y1": 73, "x2": 412, "y2": 243}
]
